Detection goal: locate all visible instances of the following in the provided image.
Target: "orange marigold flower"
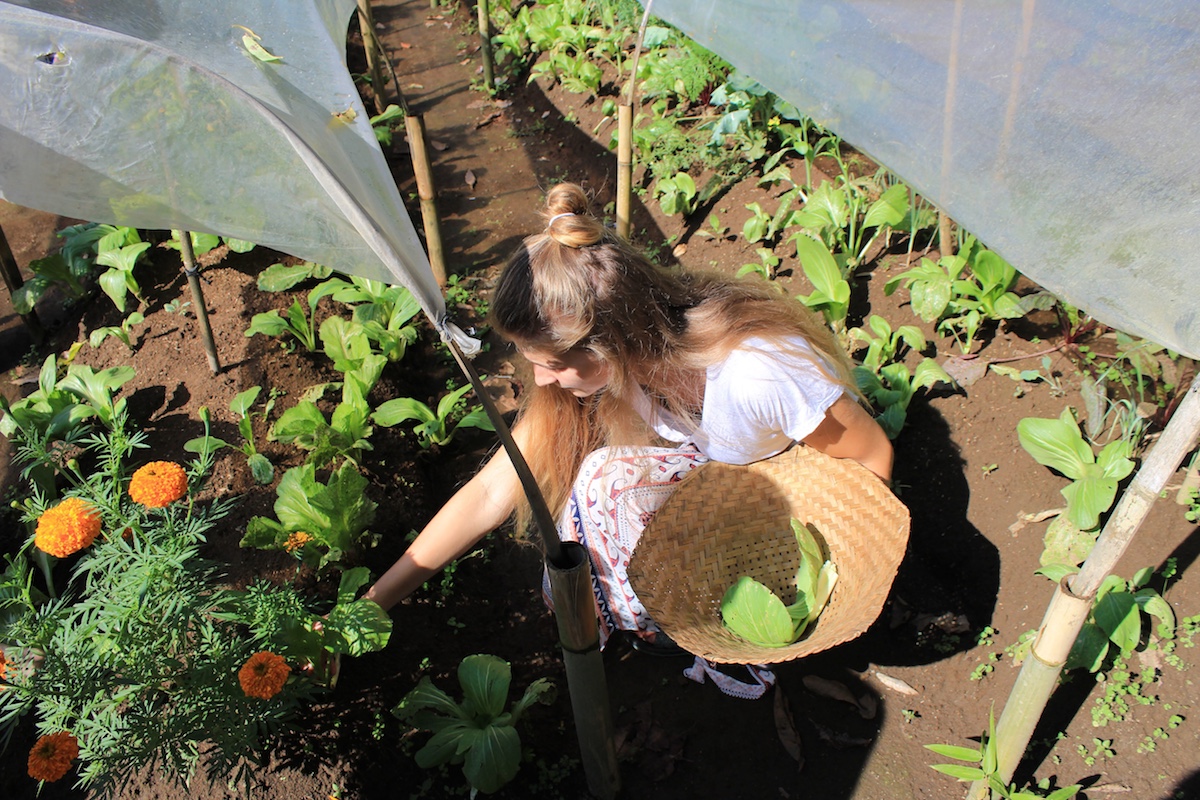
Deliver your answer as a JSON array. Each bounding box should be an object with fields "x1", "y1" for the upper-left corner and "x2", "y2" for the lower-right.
[
  {"x1": 0, "y1": 649, "x2": 7, "y2": 683},
  {"x1": 128, "y1": 461, "x2": 188, "y2": 508},
  {"x1": 27, "y1": 731, "x2": 79, "y2": 782},
  {"x1": 239, "y1": 651, "x2": 291, "y2": 699},
  {"x1": 283, "y1": 531, "x2": 314, "y2": 553},
  {"x1": 34, "y1": 497, "x2": 102, "y2": 558}
]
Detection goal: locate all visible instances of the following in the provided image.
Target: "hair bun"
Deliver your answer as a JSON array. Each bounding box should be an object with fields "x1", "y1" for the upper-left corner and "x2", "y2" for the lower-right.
[{"x1": 543, "y1": 183, "x2": 603, "y2": 248}]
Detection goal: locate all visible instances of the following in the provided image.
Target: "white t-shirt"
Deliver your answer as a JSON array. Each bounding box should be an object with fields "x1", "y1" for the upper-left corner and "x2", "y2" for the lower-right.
[{"x1": 632, "y1": 335, "x2": 844, "y2": 464}]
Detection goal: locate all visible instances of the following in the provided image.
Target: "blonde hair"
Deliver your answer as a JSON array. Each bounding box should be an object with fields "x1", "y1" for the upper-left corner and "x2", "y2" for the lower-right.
[{"x1": 490, "y1": 183, "x2": 858, "y2": 532}]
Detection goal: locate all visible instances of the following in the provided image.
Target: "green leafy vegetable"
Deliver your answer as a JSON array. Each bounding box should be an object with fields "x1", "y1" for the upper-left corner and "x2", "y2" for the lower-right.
[{"x1": 720, "y1": 519, "x2": 837, "y2": 647}]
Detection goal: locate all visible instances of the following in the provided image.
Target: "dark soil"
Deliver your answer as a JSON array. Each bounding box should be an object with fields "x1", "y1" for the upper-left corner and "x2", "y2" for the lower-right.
[{"x1": 2, "y1": 1, "x2": 1199, "y2": 799}]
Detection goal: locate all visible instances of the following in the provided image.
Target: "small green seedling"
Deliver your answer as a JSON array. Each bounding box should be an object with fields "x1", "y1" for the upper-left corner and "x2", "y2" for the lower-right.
[
  {"x1": 927, "y1": 707, "x2": 1081, "y2": 799},
  {"x1": 736, "y1": 248, "x2": 781, "y2": 281},
  {"x1": 88, "y1": 311, "x2": 145, "y2": 352},
  {"x1": 849, "y1": 314, "x2": 928, "y2": 374},
  {"x1": 655, "y1": 171, "x2": 698, "y2": 217},
  {"x1": 1017, "y1": 407, "x2": 1135, "y2": 531},
  {"x1": 245, "y1": 280, "x2": 342, "y2": 351},
  {"x1": 184, "y1": 387, "x2": 276, "y2": 484},
  {"x1": 720, "y1": 519, "x2": 836, "y2": 647},
  {"x1": 372, "y1": 382, "x2": 494, "y2": 449},
  {"x1": 394, "y1": 654, "x2": 556, "y2": 796}
]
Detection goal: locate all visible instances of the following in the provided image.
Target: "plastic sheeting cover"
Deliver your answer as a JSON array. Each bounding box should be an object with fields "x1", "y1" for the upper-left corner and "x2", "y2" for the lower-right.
[
  {"x1": 0, "y1": 0, "x2": 462, "y2": 344},
  {"x1": 648, "y1": 0, "x2": 1200, "y2": 359}
]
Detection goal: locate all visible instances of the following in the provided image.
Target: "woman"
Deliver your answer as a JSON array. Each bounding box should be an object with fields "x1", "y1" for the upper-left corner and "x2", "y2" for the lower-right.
[{"x1": 365, "y1": 183, "x2": 892, "y2": 648}]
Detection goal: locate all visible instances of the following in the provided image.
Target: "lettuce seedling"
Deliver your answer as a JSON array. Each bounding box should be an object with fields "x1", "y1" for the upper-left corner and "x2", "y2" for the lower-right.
[
  {"x1": 720, "y1": 520, "x2": 837, "y2": 647},
  {"x1": 395, "y1": 654, "x2": 556, "y2": 795}
]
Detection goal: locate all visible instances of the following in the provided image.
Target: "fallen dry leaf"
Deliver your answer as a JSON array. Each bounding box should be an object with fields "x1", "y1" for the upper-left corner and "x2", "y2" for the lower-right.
[
  {"x1": 811, "y1": 721, "x2": 873, "y2": 749},
  {"x1": 475, "y1": 111, "x2": 502, "y2": 129},
  {"x1": 1008, "y1": 507, "x2": 1065, "y2": 535},
  {"x1": 855, "y1": 692, "x2": 878, "y2": 720},
  {"x1": 464, "y1": 170, "x2": 476, "y2": 190},
  {"x1": 941, "y1": 353, "x2": 986, "y2": 387},
  {"x1": 430, "y1": 140, "x2": 449, "y2": 151},
  {"x1": 1088, "y1": 784, "x2": 1132, "y2": 794},
  {"x1": 672, "y1": 243, "x2": 688, "y2": 258},
  {"x1": 773, "y1": 687, "x2": 804, "y2": 768},
  {"x1": 872, "y1": 670, "x2": 919, "y2": 696},
  {"x1": 802, "y1": 675, "x2": 859, "y2": 708}
]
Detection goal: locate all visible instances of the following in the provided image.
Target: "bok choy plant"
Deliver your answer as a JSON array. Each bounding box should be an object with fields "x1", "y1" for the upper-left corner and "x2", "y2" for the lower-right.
[{"x1": 394, "y1": 654, "x2": 556, "y2": 796}]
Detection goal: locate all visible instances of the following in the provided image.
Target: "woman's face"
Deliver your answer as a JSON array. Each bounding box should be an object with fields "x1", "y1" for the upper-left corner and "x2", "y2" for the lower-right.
[{"x1": 521, "y1": 347, "x2": 610, "y2": 398}]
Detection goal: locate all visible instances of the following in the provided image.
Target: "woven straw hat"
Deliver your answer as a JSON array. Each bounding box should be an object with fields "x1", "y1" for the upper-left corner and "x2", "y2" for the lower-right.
[{"x1": 628, "y1": 445, "x2": 910, "y2": 665}]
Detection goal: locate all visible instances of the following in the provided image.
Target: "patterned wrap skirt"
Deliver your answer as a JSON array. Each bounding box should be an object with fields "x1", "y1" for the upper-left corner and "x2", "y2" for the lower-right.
[{"x1": 543, "y1": 445, "x2": 708, "y2": 648}]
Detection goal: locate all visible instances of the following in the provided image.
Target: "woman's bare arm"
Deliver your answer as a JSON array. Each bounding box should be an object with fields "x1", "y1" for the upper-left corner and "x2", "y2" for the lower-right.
[
  {"x1": 802, "y1": 395, "x2": 894, "y2": 482},
  {"x1": 364, "y1": 427, "x2": 527, "y2": 612}
]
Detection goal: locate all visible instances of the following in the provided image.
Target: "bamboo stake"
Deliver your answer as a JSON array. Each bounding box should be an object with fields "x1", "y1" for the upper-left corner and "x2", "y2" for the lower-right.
[
  {"x1": 356, "y1": 0, "x2": 386, "y2": 115},
  {"x1": 177, "y1": 232, "x2": 221, "y2": 374},
  {"x1": 476, "y1": 0, "x2": 495, "y2": 96},
  {"x1": 968, "y1": 374, "x2": 1200, "y2": 799},
  {"x1": 0, "y1": 223, "x2": 44, "y2": 344},
  {"x1": 616, "y1": 105, "x2": 633, "y2": 241},
  {"x1": 404, "y1": 114, "x2": 447, "y2": 286},
  {"x1": 547, "y1": 542, "x2": 621, "y2": 800},
  {"x1": 939, "y1": 211, "x2": 955, "y2": 257},
  {"x1": 616, "y1": 0, "x2": 654, "y2": 242}
]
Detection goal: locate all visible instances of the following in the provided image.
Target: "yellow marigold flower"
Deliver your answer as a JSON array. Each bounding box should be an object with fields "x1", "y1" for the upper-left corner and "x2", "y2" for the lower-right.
[
  {"x1": 283, "y1": 531, "x2": 314, "y2": 553},
  {"x1": 128, "y1": 461, "x2": 188, "y2": 508},
  {"x1": 34, "y1": 497, "x2": 102, "y2": 558},
  {"x1": 239, "y1": 651, "x2": 291, "y2": 700},
  {"x1": 27, "y1": 731, "x2": 79, "y2": 782}
]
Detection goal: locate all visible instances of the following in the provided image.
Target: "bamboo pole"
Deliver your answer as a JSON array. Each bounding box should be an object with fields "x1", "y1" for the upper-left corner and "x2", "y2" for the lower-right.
[
  {"x1": 0, "y1": 223, "x2": 44, "y2": 344},
  {"x1": 356, "y1": 0, "x2": 386, "y2": 115},
  {"x1": 404, "y1": 114, "x2": 447, "y2": 286},
  {"x1": 547, "y1": 542, "x2": 621, "y2": 800},
  {"x1": 615, "y1": 0, "x2": 654, "y2": 242},
  {"x1": 177, "y1": 232, "x2": 221, "y2": 374},
  {"x1": 968, "y1": 374, "x2": 1200, "y2": 799},
  {"x1": 616, "y1": 105, "x2": 633, "y2": 241},
  {"x1": 476, "y1": 0, "x2": 495, "y2": 96}
]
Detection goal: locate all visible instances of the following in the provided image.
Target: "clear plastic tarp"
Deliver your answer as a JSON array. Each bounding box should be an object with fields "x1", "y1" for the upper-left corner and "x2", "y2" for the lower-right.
[
  {"x1": 647, "y1": 0, "x2": 1200, "y2": 360},
  {"x1": 0, "y1": 0, "x2": 471, "y2": 348},
  {"x1": 2, "y1": 1, "x2": 1196, "y2": 359}
]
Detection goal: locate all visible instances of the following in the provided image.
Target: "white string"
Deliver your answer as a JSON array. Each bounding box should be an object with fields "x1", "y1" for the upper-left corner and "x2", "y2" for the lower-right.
[{"x1": 547, "y1": 212, "x2": 576, "y2": 227}]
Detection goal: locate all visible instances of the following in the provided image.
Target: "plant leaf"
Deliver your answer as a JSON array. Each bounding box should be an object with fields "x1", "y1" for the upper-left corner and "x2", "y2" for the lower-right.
[
  {"x1": 720, "y1": 576, "x2": 794, "y2": 646},
  {"x1": 458, "y1": 654, "x2": 512, "y2": 719},
  {"x1": 1017, "y1": 414, "x2": 1093, "y2": 479},
  {"x1": 1093, "y1": 590, "x2": 1140, "y2": 654},
  {"x1": 462, "y1": 724, "x2": 521, "y2": 794}
]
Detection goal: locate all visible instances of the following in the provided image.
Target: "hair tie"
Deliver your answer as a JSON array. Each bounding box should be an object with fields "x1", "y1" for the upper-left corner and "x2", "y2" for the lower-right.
[{"x1": 547, "y1": 212, "x2": 576, "y2": 228}]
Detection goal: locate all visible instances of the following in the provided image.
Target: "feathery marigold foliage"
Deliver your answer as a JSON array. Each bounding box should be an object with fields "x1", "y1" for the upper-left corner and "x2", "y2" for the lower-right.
[
  {"x1": 128, "y1": 461, "x2": 188, "y2": 507},
  {"x1": 27, "y1": 731, "x2": 79, "y2": 782},
  {"x1": 34, "y1": 497, "x2": 102, "y2": 558},
  {"x1": 239, "y1": 651, "x2": 291, "y2": 699}
]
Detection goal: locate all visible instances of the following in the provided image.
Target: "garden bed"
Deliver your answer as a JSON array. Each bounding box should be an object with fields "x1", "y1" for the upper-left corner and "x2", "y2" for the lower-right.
[{"x1": 1, "y1": 1, "x2": 1198, "y2": 798}]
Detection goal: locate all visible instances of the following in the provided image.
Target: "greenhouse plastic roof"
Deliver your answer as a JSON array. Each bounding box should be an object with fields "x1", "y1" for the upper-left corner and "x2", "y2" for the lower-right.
[
  {"x1": 0, "y1": 0, "x2": 1197, "y2": 359},
  {"x1": 0, "y1": 0, "x2": 464, "y2": 346},
  {"x1": 647, "y1": 0, "x2": 1200, "y2": 359}
]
